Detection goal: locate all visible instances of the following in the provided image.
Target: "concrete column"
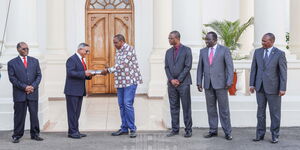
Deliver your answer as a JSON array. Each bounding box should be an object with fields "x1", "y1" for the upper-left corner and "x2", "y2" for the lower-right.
[
  {"x1": 172, "y1": 0, "x2": 203, "y2": 48},
  {"x1": 148, "y1": 0, "x2": 172, "y2": 97},
  {"x1": 239, "y1": 0, "x2": 254, "y2": 56},
  {"x1": 253, "y1": 0, "x2": 296, "y2": 59},
  {"x1": 0, "y1": 0, "x2": 48, "y2": 130},
  {"x1": 290, "y1": 0, "x2": 300, "y2": 60},
  {"x1": 45, "y1": 0, "x2": 67, "y2": 97}
]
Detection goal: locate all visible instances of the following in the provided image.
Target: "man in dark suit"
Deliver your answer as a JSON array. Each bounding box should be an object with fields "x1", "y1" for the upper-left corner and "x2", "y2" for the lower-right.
[
  {"x1": 250, "y1": 33, "x2": 287, "y2": 144},
  {"x1": 64, "y1": 43, "x2": 92, "y2": 139},
  {"x1": 197, "y1": 31, "x2": 234, "y2": 140},
  {"x1": 164, "y1": 31, "x2": 193, "y2": 138},
  {"x1": 8, "y1": 42, "x2": 43, "y2": 143}
]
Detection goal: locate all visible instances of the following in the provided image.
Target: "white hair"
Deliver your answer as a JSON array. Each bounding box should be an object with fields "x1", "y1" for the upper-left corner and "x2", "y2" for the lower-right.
[{"x1": 77, "y1": 43, "x2": 89, "y2": 51}]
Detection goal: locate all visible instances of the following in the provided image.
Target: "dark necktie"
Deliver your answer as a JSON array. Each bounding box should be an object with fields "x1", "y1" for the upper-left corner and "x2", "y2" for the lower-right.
[
  {"x1": 174, "y1": 47, "x2": 179, "y2": 60},
  {"x1": 264, "y1": 49, "x2": 269, "y2": 65}
]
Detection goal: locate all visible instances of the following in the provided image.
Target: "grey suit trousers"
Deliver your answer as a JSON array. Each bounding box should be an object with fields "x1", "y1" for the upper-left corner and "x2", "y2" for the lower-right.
[
  {"x1": 204, "y1": 84, "x2": 232, "y2": 135},
  {"x1": 256, "y1": 86, "x2": 281, "y2": 138},
  {"x1": 168, "y1": 84, "x2": 192, "y2": 133}
]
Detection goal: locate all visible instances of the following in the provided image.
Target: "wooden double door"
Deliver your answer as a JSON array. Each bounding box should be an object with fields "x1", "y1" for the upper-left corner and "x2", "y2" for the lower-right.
[{"x1": 86, "y1": 13, "x2": 134, "y2": 94}]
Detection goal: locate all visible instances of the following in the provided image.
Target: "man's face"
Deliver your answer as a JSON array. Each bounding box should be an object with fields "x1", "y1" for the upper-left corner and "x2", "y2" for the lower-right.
[
  {"x1": 78, "y1": 46, "x2": 90, "y2": 58},
  {"x1": 168, "y1": 34, "x2": 178, "y2": 46},
  {"x1": 261, "y1": 35, "x2": 274, "y2": 49},
  {"x1": 204, "y1": 34, "x2": 216, "y2": 48},
  {"x1": 113, "y1": 38, "x2": 124, "y2": 50},
  {"x1": 17, "y1": 43, "x2": 29, "y2": 56}
]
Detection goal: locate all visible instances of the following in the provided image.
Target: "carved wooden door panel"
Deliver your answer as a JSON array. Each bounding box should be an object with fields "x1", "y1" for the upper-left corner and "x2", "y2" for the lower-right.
[{"x1": 86, "y1": 13, "x2": 133, "y2": 94}]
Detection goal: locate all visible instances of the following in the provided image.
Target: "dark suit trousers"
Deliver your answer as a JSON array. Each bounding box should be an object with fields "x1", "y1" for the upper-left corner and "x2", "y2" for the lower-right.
[
  {"x1": 204, "y1": 84, "x2": 232, "y2": 135},
  {"x1": 256, "y1": 86, "x2": 281, "y2": 138},
  {"x1": 12, "y1": 100, "x2": 40, "y2": 138},
  {"x1": 168, "y1": 84, "x2": 192, "y2": 133},
  {"x1": 66, "y1": 95, "x2": 83, "y2": 135}
]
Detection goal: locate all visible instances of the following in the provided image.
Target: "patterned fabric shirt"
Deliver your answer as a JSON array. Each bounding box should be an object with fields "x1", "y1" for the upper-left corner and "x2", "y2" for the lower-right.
[{"x1": 108, "y1": 43, "x2": 143, "y2": 88}]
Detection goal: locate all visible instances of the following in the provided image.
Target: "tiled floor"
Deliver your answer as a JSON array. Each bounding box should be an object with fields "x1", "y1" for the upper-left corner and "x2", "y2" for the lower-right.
[{"x1": 44, "y1": 95, "x2": 166, "y2": 132}]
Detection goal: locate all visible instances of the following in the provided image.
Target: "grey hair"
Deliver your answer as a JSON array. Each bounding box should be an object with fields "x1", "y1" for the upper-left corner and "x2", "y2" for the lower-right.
[
  {"x1": 77, "y1": 43, "x2": 89, "y2": 50},
  {"x1": 170, "y1": 30, "x2": 181, "y2": 39},
  {"x1": 16, "y1": 42, "x2": 27, "y2": 49},
  {"x1": 114, "y1": 34, "x2": 126, "y2": 42}
]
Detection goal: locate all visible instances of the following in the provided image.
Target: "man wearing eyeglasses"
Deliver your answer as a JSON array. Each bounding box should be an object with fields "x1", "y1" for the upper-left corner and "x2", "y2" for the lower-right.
[
  {"x1": 64, "y1": 43, "x2": 93, "y2": 139},
  {"x1": 7, "y1": 42, "x2": 43, "y2": 143}
]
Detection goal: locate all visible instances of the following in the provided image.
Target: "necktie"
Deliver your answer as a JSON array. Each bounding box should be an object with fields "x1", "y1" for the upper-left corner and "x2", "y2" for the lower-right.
[
  {"x1": 81, "y1": 58, "x2": 87, "y2": 70},
  {"x1": 264, "y1": 49, "x2": 269, "y2": 65},
  {"x1": 174, "y1": 47, "x2": 179, "y2": 60},
  {"x1": 209, "y1": 47, "x2": 214, "y2": 65},
  {"x1": 23, "y1": 56, "x2": 27, "y2": 68}
]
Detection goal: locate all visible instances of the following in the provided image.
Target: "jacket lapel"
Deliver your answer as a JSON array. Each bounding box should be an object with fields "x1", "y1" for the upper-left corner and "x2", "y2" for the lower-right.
[
  {"x1": 17, "y1": 56, "x2": 27, "y2": 70},
  {"x1": 211, "y1": 45, "x2": 219, "y2": 66},
  {"x1": 174, "y1": 45, "x2": 183, "y2": 64},
  {"x1": 203, "y1": 48, "x2": 209, "y2": 65},
  {"x1": 266, "y1": 47, "x2": 278, "y2": 66},
  {"x1": 73, "y1": 54, "x2": 84, "y2": 71}
]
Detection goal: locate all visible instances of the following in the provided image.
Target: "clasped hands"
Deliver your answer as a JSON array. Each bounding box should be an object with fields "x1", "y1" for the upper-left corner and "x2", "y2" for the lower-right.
[
  {"x1": 171, "y1": 79, "x2": 180, "y2": 87},
  {"x1": 25, "y1": 85, "x2": 34, "y2": 94}
]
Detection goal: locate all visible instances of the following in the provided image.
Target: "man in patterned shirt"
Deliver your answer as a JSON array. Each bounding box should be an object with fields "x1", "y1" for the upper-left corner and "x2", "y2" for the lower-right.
[{"x1": 101, "y1": 34, "x2": 143, "y2": 138}]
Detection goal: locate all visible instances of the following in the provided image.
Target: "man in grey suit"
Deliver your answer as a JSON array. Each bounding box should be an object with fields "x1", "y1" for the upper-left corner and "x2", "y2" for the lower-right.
[
  {"x1": 197, "y1": 31, "x2": 234, "y2": 140},
  {"x1": 250, "y1": 33, "x2": 287, "y2": 144},
  {"x1": 165, "y1": 31, "x2": 193, "y2": 138}
]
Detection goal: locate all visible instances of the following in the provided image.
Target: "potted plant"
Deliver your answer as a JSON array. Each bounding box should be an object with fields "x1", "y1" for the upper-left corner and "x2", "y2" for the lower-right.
[{"x1": 202, "y1": 17, "x2": 254, "y2": 95}]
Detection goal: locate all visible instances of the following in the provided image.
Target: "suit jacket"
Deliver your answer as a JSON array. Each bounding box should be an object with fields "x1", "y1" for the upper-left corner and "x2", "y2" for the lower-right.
[
  {"x1": 250, "y1": 47, "x2": 287, "y2": 94},
  {"x1": 197, "y1": 44, "x2": 234, "y2": 89},
  {"x1": 8, "y1": 56, "x2": 42, "y2": 102},
  {"x1": 64, "y1": 54, "x2": 91, "y2": 96},
  {"x1": 164, "y1": 44, "x2": 192, "y2": 86}
]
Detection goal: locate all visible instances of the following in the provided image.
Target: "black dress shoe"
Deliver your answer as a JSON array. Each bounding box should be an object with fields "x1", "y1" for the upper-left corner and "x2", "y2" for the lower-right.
[
  {"x1": 31, "y1": 136, "x2": 44, "y2": 141},
  {"x1": 204, "y1": 132, "x2": 218, "y2": 138},
  {"x1": 252, "y1": 136, "x2": 264, "y2": 142},
  {"x1": 111, "y1": 129, "x2": 129, "y2": 136},
  {"x1": 80, "y1": 133, "x2": 87, "y2": 137},
  {"x1": 225, "y1": 134, "x2": 233, "y2": 140},
  {"x1": 184, "y1": 132, "x2": 192, "y2": 138},
  {"x1": 68, "y1": 134, "x2": 81, "y2": 139},
  {"x1": 271, "y1": 137, "x2": 279, "y2": 144},
  {"x1": 129, "y1": 131, "x2": 137, "y2": 138},
  {"x1": 166, "y1": 131, "x2": 179, "y2": 137},
  {"x1": 11, "y1": 137, "x2": 20, "y2": 143}
]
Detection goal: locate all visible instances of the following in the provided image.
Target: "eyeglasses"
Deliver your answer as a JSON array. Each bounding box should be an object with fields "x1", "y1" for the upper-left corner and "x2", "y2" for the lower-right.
[{"x1": 21, "y1": 48, "x2": 29, "y2": 51}]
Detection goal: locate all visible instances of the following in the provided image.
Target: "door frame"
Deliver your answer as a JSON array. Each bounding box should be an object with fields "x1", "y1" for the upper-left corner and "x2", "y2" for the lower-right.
[{"x1": 85, "y1": 0, "x2": 135, "y2": 94}]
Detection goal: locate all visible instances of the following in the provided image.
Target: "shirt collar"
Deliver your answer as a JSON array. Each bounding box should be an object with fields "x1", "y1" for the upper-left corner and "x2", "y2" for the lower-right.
[
  {"x1": 76, "y1": 52, "x2": 83, "y2": 60},
  {"x1": 266, "y1": 47, "x2": 273, "y2": 52},
  {"x1": 19, "y1": 55, "x2": 27, "y2": 60},
  {"x1": 173, "y1": 43, "x2": 181, "y2": 50},
  {"x1": 118, "y1": 43, "x2": 128, "y2": 51},
  {"x1": 211, "y1": 44, "x2": 218, "y2": 50}
]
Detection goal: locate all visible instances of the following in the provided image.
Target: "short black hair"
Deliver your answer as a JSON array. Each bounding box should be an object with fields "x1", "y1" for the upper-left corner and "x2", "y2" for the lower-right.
[
  {"x1": 207, "y1": 31, "x2": 218, "y2": 41},
  {"x1": 16, "y1": 42, "x2": 27, "y2": 49},
  {"x1": 170, "y1": 30, "x2": 181, "y2": 39},
  {"x1": 264, "y1": 33, "x2": 276, "y2": 42},
  {"x1": 114, "y1": 34, "x2": 126, "y2": 42}
]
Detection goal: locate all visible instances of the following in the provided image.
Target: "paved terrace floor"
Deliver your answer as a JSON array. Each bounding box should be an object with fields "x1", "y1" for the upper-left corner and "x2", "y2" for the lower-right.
[{"x1": 1, "y1": 128, "x2": 300, "y2": 150}]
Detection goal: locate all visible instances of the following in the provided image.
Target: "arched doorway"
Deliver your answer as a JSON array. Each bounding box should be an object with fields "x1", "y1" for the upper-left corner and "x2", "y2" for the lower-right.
[{"x1": 85, "y1": 0, "x2": 135, "y2": 94}]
